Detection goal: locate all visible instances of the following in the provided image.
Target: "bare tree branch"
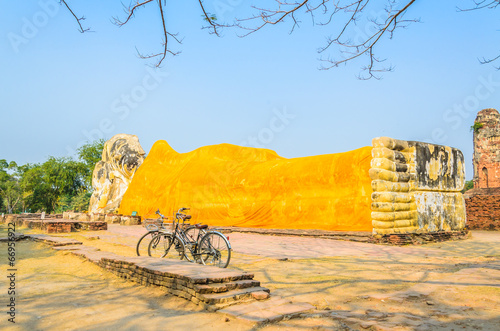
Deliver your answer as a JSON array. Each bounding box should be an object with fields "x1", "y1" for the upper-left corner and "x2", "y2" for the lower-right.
[
  {"x1": 112, "y1": 0, "x2": 154, "y2": 26},
  {"x1": 112, "y1": 0, "x2": 183, "y2": 67},
  {"x1": 234, "y1": 1, "x2": 311, "y2": 37},
  {"x1": 479, "y1": 54, "x2": 500, "y2": 70},
  {"x1": 60, "y1": 0, "x2": 90, "y2": 33},
  {"x1": 198, "y1": 0, "x2": 222, "y2": 36},
  {"x1": 457, "y1": 0, "x2": 500, "y2": 12},
  {"x1": 458, "y1": 0, "x2": 500, "y2": 69},
  {"x1": 232, "y1": 0, "x2": 418, "y2": 78},
  {"x1": 58, "y1": 0, "x2": 500, "y2": 77},
  {"x1": 320, "y1": 0, "x2": 417, "y2": 79}
]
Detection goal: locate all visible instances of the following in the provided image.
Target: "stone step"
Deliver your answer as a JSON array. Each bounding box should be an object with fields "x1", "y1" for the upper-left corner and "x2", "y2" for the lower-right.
[
  {"x1": 52, "y1": 244, "x2": 95, "y2": 251},
  {"x1": 195, "y1": 279, "x2": 261, "y2": 294},
  {"x1": 199, "y1": 286, "x2": 270, "y2": 305},
  {"x1": 54, "y1": 244, "x2": 123, "y2": 264},
  {"x1": 204, "y1": 297, "x2": 257, "y2": 312},
  {"x1": 218, "y1": 296, "x2": 315, "y2": 323},
  {"x1": 0, "y1": 232, "x2": 26, "y2": 242},
  {"x1": 114, "y1": 257, "x2": 255, "y2": 285},
  {"x1": 28, "y1": 234, "x2": 83, "y2": 246}
]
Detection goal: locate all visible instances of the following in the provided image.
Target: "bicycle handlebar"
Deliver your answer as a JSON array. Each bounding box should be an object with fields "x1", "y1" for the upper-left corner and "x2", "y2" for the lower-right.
[
  {"x1": 156, "y1": 209, "x2": 165, "y2": 219},
  {"x1": 155, "y1": 207, "x2": 190, "y2": 221}
]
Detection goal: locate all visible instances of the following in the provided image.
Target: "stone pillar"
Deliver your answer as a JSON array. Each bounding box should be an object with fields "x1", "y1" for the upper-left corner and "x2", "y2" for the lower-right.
[{"x1": 473, "y1": 108, "x2": 500, "y2": 189}]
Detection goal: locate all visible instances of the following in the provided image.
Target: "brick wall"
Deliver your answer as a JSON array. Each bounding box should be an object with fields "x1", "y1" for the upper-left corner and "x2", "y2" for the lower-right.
[
  {"x1": 87, "y1": 222, "x2": 108, "y2": 231},
  {"x1": 46, "y1": 222, "x2": 72, "y2": 233},
  {"x1": 465, "y1": 194, "x2": 500, "y2": 230},
  {"x1": 373, "y1": 231, "x2": 470, "y2": 245}
]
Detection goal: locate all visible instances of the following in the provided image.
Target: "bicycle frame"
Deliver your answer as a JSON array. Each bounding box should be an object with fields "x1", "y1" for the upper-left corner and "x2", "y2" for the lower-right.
[
  {"x1": 160, "y1": 208, "x2": 204, "y2": 260},
  {"x1": 152, "y1": 208, "x2": 231, "y2": 267}
]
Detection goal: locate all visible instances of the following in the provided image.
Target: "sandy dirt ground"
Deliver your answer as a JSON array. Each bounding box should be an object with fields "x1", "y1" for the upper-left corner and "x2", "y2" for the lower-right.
[{"x1": 1, "y1": 224, "x2": 499, "y2": 330}]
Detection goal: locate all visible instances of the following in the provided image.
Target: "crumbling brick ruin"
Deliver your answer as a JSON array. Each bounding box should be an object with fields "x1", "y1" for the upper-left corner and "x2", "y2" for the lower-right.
[
  {"x1": 465, "y1": 108, "x2": 500, "y2": 230},
  {"x1": 473, "y1": 108, "x2": 500, "y2": 189}
]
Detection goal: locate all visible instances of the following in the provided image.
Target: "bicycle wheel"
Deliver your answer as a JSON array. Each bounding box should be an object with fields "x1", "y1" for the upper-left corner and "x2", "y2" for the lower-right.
[
  {"x1": 198, "y1": 232, "x2": 231, "y2": 268},
  {"x1": 184, "y1": 225, "x2": 207, "y2": 242},
  {"x1": 148, "y1": 233, "x2": 186, "y2": 259},
  {"x1": 136, "y1": 231, "x2": 158, "y2": 256},
  {"x1": 183, "y1": 226, "x2": 208, "y2": 263}
]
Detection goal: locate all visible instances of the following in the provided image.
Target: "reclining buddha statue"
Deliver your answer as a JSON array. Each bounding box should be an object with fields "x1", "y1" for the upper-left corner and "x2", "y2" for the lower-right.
[{"x1": 116, "y1": 136, "x2": 466, "y2": 234}]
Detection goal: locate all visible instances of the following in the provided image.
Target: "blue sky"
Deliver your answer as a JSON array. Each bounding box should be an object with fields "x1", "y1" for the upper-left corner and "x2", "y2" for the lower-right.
[{"x1": 1, "y1": 1, "x2": 499, "y2": 180}]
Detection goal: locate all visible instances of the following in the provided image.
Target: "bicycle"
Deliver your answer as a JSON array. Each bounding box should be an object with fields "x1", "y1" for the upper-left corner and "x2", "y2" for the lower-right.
[
  {"x1": 148, "y1": 208, "x2": 231, "y2": 268},
  {"x1": 136, "y1": 209, "x2": 203, "y2": 256},
  {"x1": 136, "y1": 222, "x2": 165, "y2": 257}
]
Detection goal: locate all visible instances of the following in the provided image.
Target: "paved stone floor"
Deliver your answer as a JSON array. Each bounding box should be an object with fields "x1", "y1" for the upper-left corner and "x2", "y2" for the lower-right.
[
  {"x1": 101, "y1": 224, "x2": 486, "y2": 259},
  {"x1": 95, "y1": 226, "x2": 500, "y2": 330},
  {"x1": 2, "y1": 224, "x2": 499, "y2": 330}
]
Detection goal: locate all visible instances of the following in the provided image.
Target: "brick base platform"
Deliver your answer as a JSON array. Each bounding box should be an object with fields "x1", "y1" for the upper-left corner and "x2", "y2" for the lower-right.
[
  {"x1": 216, "y1": 226, "x2": 373, "y2": 243},
  {"x1": 215, "y1": 227, "x2": 472, "y2": 246},
  {"x1": 372, "y1": 230, "x2": 471, "y2": 245}
]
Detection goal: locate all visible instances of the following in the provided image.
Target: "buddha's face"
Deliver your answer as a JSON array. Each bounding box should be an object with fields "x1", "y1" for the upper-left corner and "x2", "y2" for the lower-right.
[{"x1": 109, "y1": 137, "x2": 146, "y2": 178}]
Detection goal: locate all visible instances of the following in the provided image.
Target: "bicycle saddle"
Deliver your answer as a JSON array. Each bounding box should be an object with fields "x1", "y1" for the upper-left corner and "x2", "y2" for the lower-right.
[{"x1": 195, "y1": 223, "x2": 208, "y2": 229}]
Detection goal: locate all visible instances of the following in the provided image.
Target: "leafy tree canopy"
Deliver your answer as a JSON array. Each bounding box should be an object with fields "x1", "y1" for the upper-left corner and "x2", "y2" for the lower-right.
[
  {"x1": 1, "y1": 140, "x2": 104, "y2": 214},
  {"x1": 77, "y1": 139, "x2": 106, "y2": 189}
]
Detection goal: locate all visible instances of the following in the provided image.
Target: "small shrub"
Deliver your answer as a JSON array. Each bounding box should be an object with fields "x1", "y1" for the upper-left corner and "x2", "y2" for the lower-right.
[{"x1": 470, "y1": 122, "x2": 483, "y2": 133}]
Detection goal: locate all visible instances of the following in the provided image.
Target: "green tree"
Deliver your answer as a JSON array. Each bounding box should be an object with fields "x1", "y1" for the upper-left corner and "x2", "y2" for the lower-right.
[
  {"x1": 2, "y1": 139, "x2": 104, "y2": 214},
  {"x1": 70, "y1": 191, "x2": 92, "y2": 212},
  {"x1": 462, "y1": 180, "x2": 474, "y2": 193},
  {"x1": 77, "y1": 139, "x2": 105, "y2": 190},
  {"x1": 20, "y1": 157, "x2": 86, "y2": 213},
  {"x1": 17, "y1": 163, "x2": 45, "y2": 213},
  {"x1": 0, "y1": 160, "x2": 21, "y2": 213},
  {"x1": 56, "y1": 191, "x2": 92, "y2": 213}
]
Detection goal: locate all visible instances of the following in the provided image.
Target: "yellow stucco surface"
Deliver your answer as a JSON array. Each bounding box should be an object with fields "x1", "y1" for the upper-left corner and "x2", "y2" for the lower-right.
[{"x1": 119, "y1": 140, "x2": 373, "y2": 231}]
